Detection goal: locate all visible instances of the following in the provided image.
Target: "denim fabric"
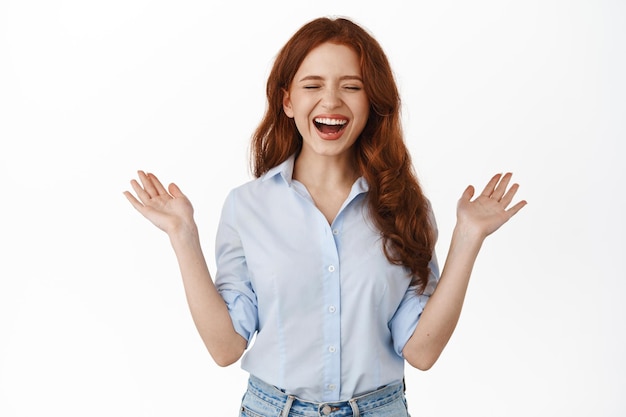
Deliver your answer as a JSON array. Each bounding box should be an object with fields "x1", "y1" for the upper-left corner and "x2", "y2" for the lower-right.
[{"x1": 239, "y1": 375, "x2": 410, "y2": 417}]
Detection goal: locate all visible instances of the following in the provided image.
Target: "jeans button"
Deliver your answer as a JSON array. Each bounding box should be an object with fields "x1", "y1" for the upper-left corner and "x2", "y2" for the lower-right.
[{"x1": 321, "y1": 404, "x2": 332, "y2": 415}]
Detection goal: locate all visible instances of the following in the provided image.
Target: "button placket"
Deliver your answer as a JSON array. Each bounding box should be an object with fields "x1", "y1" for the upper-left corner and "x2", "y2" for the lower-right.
[{"x1": 322, "y1": 220, "x2": 342, "y2": 402}]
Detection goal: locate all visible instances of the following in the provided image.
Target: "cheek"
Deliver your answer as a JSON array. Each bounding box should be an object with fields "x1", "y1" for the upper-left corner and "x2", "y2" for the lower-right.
[
  {"x1": 362, "y1": 106, "x2": 370, "y2": 121},
  {"x1": 355, "y1": 104, "x2": 370, "y2": 128},
  {"x1": 292, "y1": 117, "x2": 311, "y2": 137},
  {"x1": 351, "y1": 96, "x2": 370, "y2": 119}
]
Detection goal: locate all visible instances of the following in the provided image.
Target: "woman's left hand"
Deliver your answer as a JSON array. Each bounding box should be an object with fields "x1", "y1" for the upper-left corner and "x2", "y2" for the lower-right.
[{"x1": 456, "y1": 173, "x2": 527, "y2": 239}]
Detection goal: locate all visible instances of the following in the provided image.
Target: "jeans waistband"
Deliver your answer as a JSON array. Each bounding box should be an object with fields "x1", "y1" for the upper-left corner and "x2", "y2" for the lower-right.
[{"x1": 246, "y1": 375, "x2": 405, "y2": 416}]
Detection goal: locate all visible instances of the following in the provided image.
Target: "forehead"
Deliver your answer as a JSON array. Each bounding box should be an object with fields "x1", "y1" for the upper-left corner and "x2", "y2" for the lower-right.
[{"x1": 295, "y1": 42, "x2": 361, "y2": 77}]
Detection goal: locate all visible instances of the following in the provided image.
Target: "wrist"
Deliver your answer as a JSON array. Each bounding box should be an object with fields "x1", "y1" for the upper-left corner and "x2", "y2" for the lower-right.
[
  {"x1": 168, "y1": 222, "x2": 200, "y2": 248},
  {"x1": 451, "y1": 222, "x2": 486, "y2": 247}
]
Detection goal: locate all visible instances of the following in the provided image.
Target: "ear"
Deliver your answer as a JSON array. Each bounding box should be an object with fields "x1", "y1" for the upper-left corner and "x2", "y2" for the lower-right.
[{"x1": 282, "y1": 88, "x2": 294, "y2": 118}]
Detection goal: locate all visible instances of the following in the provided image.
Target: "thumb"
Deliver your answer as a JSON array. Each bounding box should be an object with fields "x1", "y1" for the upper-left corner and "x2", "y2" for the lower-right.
[
  {"x1": 460, "y1": 185, "x2": 475, "y2": 202},
  {"x1": 168, "y1": 182, "x2": 185, "y2": 198}
]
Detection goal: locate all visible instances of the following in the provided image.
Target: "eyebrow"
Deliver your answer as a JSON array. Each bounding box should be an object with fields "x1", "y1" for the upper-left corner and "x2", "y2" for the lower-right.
[{"x1": 297, "y1": 75, "x2": 363, "y2": 82}]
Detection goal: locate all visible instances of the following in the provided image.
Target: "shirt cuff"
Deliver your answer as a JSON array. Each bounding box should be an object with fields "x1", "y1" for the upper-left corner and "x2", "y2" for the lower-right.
[
  {"x1": 390, "y1": 292, "x2": 430, "y2": 357},
  {"x1": 219, "y1": 289, "x2": 258, "y2": 346}
]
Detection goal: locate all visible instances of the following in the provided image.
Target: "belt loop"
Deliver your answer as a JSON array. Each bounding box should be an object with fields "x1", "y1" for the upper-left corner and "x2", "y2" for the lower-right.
[
  {"x1": 281, "y1": 395, "x2": 295, "y2": 417},
  {"x1": 349, "y1": 398, "x2": 360, "y2": 417}
]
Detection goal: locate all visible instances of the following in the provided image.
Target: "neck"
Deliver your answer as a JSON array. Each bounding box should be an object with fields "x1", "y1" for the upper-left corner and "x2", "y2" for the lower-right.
[{"x1": 293, "y1": 152, "x2": 359, "y2": 191}]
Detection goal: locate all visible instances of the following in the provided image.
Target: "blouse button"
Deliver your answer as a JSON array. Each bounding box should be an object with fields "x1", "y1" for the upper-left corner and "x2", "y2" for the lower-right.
[
  {"x1": 332, "y1": 229, "x2": 339, "y2": 235},
  {"x1": 328, "y1": 345, "x2": 336, "y2": 353},
  {"x1": 328, "y1": 265, "x2": 335, "y2": 272},
  {"x1": 328, "y1": 305, "x2": 336, "y2": 313}
]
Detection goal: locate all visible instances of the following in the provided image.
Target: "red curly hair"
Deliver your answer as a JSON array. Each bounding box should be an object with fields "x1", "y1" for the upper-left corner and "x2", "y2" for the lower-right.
[{"x1": 250, "y1": 17, "x2": 435, "y2": 292}]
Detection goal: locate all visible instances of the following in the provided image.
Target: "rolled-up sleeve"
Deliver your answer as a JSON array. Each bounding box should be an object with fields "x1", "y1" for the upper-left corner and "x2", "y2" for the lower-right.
[
  {"x1": 388, "y1": 253, "x2": 440, "y2": 356},
  {"x1": 389, "y1": 205, "x2": 440, "y2": 356},
  {"x1": 214, "y1": 190, "x2": 258, "y2": 345}
]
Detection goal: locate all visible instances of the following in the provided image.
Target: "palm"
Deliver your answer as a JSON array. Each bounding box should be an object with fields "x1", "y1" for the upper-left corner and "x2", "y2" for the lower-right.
[
  {"x1": 124, "y1": 171, "x2": 195, "y2": 235},
  {"x1": 456, "y1": 173, "x2": 526, "y2": 238}
]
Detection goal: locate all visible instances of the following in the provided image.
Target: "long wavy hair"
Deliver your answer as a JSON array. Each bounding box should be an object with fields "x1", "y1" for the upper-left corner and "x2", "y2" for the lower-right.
[{"x1": 250, "y1": 17, "x2": 435, "y2": 292}]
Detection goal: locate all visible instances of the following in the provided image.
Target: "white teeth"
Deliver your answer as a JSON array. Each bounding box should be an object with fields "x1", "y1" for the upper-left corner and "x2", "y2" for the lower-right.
[{"x1": 314, "y1": 117, "x2": 347, "y2": 126}]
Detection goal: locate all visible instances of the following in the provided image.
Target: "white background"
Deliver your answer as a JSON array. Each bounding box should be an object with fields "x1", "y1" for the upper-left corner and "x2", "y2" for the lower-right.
[{"x1": 1, "y1": 0, "x2": 624, "y2": 416}]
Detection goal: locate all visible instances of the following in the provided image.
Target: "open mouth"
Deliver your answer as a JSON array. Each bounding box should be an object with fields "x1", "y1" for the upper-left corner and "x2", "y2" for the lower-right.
[{"x1": 314, "y1": 117, "x2": 348, "y2": 134}]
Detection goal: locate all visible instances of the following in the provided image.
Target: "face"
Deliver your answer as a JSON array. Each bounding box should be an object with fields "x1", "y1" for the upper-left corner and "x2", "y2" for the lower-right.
[{"x1": 283, "y1": 42, "x2": 370, "y2": 161}]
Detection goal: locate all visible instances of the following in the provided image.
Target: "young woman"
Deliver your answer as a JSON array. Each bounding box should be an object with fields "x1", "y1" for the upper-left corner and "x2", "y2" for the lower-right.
[{"x1": 125, "y1": 17, "x2": 526, "y2": 417}]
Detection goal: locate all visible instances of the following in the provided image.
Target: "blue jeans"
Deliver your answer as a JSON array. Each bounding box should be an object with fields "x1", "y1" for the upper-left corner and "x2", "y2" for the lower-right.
[{"x1": 239, "y1": 375, "x2": 410, "y2": 417}]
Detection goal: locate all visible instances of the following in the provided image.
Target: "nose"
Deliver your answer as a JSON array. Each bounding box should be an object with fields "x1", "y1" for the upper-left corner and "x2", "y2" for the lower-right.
[{"x1": 321, "y1": 88, "x2": 342, "y2": 110}]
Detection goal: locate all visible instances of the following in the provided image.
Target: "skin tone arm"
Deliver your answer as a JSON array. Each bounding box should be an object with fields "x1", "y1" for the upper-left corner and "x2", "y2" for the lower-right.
[
  {"x1": 124, "y1": 171, "x2": 246, "y2": 367},
  {"x1": 402, "y1": 172, "x2": 527, "y2": 371},
  {"x1": 125, "y1": 169, "x2": 523, "y2": 369}
]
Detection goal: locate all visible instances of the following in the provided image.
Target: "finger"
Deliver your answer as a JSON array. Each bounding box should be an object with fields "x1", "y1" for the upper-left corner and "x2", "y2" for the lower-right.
[
  {"x1": 479, "y1": 173, "x2": 502, "y2": 198},
  {"x1": 462, "y1": 185, "x2": 475, "y2": 201},
  {"x1": 458, "y1": 185, "x2": 475, "y2": 210},
  {"x1": 499, "y1": 182, "x2": 520, "y2": 207},
  {"x1": 123, "y1": 190, "x2": 146, "y2": 213},
  {"x1": 130, "y1": 178, "x2": 153, "y2": 205},
  {"x1": 505, "y1": 199, "x2": 527, "y2": 218},
  {"x1": 148, "y1": 173, "x2": 169, "y2": 197},
  {"x1": 124, "y1": 190, "x2": 162, "y2": 223},
  {"x1": 168, "y1": 182, "x2": 185, "y2": 198},
  {"x1": 138, "y1": 170, "x2": 158, "y2": 197},
  {"x1": 491, "y1": 172, "x2": 513, "y2": 202}
]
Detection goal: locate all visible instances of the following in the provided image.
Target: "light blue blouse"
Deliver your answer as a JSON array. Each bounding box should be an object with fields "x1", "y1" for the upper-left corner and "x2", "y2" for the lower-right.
[{"x1": 214, "y1": 155, "x2": 439, "y2": 402}]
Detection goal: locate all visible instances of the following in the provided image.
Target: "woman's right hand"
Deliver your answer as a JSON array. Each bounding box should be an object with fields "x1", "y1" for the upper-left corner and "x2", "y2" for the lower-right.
[
  {"x1": 124, "y1": 171, "x2": 196, "y2": 236},
  {"x1": 125, "y1": 172, "x2": 247, "y2": 365}
]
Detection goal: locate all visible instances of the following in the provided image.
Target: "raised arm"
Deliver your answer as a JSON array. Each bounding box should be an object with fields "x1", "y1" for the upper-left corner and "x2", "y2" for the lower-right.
[
  {"x1": 403, "y1": 172, "x2": 526, "y2": 370},
  {"x1": 124, "y1": 171, "x2": 246, "y2": 366}
]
